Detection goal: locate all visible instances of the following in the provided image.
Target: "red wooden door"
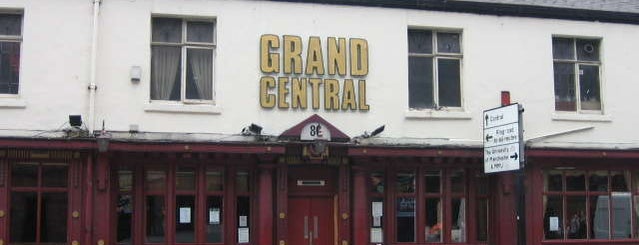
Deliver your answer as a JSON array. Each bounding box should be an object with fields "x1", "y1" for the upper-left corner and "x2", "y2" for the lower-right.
[{"x1": 288, "y1": 197, "x2": 334, "y2": 245}]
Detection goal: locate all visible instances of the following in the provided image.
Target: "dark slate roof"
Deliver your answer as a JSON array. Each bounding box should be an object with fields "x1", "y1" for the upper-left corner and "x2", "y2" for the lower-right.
[{"x1": 268, "y1": 0, "x2": 639, "y2": 24}]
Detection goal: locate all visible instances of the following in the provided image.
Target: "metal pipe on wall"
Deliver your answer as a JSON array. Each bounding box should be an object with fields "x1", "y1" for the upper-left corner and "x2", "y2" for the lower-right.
[{"x1": 87, "y1": 0, "x2": 101, "y2": 133}]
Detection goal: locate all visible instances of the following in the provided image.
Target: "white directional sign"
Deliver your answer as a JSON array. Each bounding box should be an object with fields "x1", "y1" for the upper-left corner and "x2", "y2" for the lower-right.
[{"x1": 483, "y1": 104, "x2": 522, "y2": 173}]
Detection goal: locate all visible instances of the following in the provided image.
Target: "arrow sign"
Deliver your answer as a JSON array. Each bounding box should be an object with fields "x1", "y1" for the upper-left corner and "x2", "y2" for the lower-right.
[
  {"x1": 510, "y1": 152, "x2": 518, "y2": 160},
  {"x1": 483, "y1": 103, "x2": 523, "y2": 173}
]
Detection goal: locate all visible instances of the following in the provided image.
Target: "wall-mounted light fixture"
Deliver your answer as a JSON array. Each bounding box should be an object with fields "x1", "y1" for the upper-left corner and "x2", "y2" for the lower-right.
[
  {"x1": 130, "y1": 66, "x2": 141, "y2": 83},
  {"x1": 96, "y1": 120, "x2": 111, "y2": 152},
  {"x1": 241, "y1": 123, "x2": 263, "y2": 136},
  {"x1": 69, "y1": 115, "x2": 82, "y2": 128}
]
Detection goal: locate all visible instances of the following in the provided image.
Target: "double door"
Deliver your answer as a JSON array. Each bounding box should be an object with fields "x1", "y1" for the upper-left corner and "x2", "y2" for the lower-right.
[{"x1": 288, "y1": 197, "x2": 335, "y2": 245}]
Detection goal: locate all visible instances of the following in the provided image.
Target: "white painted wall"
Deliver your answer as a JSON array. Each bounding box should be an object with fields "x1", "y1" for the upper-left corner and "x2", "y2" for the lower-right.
[{"x1": 1, "y1": 0, "x2": 638, "y2": 148}]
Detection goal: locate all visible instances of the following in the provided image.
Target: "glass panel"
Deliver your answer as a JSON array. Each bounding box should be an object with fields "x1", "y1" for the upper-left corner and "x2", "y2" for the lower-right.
[
  {"x1": 611, "y1": 193, "x2": 631, "y2": 239},
  {"x1": 437, "y1": 32, "x2": 461, "y2": 53},
  {"x1": 543, "y1": 195, "x2": 563, "y2": 239},
  {"x1": 450, "y1": 170, "x2": 465, "y2": 193},
  {"x1": 576, "y1": 39, "x2": 600, "y2": 61},
  {"x1": 591, "y1": 195, "x2": 610, "y2": 239},
  {"x1": 370, "y1": 172, "x2": 385, "y2": 194},
  {"x1": 152, "y1": 18, "x2": 182, "y2": 43},
  {"x1": 553, "y1": 62, "x2": 576, "y2": 111},
  {"x1": 145, "y1": 168, "x2": 166, "y2": 192},
  {"x1": 176, "y1": 167, "x2": 196, "y2": 191},
  {"x1": 0, "y1": 14, "x2": 22, "y2": 36},
  {"x1": 206, "y1": 196, "x2": 223, "y2": 243},
  {"x1": 118, "y1": 169, "x2": 133, "y2": 192},
  {"x1": 206, "y1": 170, "x2": 223, "y2": 191},
  {"x1": 437, "y1": 58, "x2": 461, "y2": 107},
  {"x1": 545, "y1": 171, "x2": 563, "y2": 192},
  {"x1": 236, "y1": 171, "x2": 250, "y2": 193},
  {"x1": 611, "y1": 171, "x2": 630, "y2": 192},
  {"x1": 425, "y1": 198, "x2": 442, "y2": 242},
  {"x1": 42, "y1": 163, "x2": 68, "y2": 187},
  {"x1": 566, "y1": 196, "x2": 586, "y2": 239},
  {"x1": 451, "y1": 198, "x2": 466, "y2": 243},
  {"x1": 187, "y1": 21, "x2": 214, "y2": 43},
  {"x1": 408, "y1": 56, "x2": 434, "y2": 109},
  {"x1": 117, "y1": 194, "x2": 133, "y2": 244},
  {"x1": 11, "y1": 162, "x2": 37, "y2": 187},
  {"x1": 146, "y1": 196, "x2": 165, "y2": 242},
  {"x1": 476, "y1": 198, "x2": 489, "y2": 242},
  {"x1": 10, "y1": 192, "x2": 37, "y2": 243},
  {"x1": 176, "y1": 195, "x2": 195, "y2": 243},
  {"x1": 41, "y1": 192, "x2": 68, "y2": 243},
  {"x1": 565, "y1": 171, "x2": 585, "y2": 191},
  {"x1": 590, "y1": 171, "x2": 609, "y2": 192},
  {"x1": 396, "y1": 197, "x2": 415, "y2": 242},
  {"x1": 150, "y1": 46, "x2": 181, "y2": 101},
  {"x1": 552, "y1": 37, "x2": 574, "y2": 60},
  {"x1": 0, "y1": 42, "x2": 20, "y2": 94},
  {"x1": 186, "y1": 48, "x2": 213, "y2": 100},
  {"x1": 397, "y1": 172, "x2": 415, "y2": 193},
  {"x1": 408, "y1": 29, "x2": 432, "y2": 54},
  {"x1": 425, "y1": 170, "x2": 441, "y2": 194},
  {"x1": 579, "y1": 64, "x2": 601, "y2": 111},
  {"x1": 237, "y1": 197, "x2": 250, "y2": 228}
]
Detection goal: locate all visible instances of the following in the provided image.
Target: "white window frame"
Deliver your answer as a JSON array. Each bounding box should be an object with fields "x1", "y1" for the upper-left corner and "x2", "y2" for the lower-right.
[
  {"x1": 0, "y1": 11, "x2": 23, "y2": 98},
  {"x1": 150, "y1": 16, "x2": 216, "y2": 104}
]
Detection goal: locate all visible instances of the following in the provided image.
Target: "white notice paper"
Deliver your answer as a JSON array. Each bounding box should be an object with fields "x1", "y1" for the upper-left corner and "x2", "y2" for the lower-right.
[
  {"x1": 373, "y1": 216, "x2": 381, "y2": 227},
  {"x1": 549, "y1": 217, "x2": 559, "y2": 231},
  {"x1": 209, "y1": 208, "x2": 220, "y2": 224},
  {"x1": 239, "y1": 215, "x2": 248, "y2": 227},
  {"x1": 238, "y1": 227, "x2": 250, "y2": 243},
  {"x1": 372, "y1": 202, "x2": 383, "y2": 217},
  {"x1": 179, "y1": 207, "x2": 191, "y2": 224},
  {"x1": 370, "y1": 228, "x2": 383, "y2": 243}
]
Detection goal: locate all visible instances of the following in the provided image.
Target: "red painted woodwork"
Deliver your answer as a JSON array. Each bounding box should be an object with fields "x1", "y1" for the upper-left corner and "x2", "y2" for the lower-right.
[
  {"x1": 258, "y1": 165, "x2": 275, "y2": 245},
  {"x1": 279, "y1": 114, "x2": 350, "y2": 142},
  {"x1": 84, "y1": 156, "x2": 94, "y2": 245},
  {"x1": 495, "y1": 173, "x2": 517, "y2": 245},
  {"x1": 276, "y1": 162, "x2": 289, "y2": 245},
  {"x1": 94, "y1": 154, "x2": 111, "y2": 245},
  {"x1": 349, "y1": 147, "x2": 483, "y2": 158},
  {"x1": 352, "y1": 167, "x2": 368, "y2": 245},
  {"x1": 0, "y1": 159, "x2": 6, "y2": 244},
  {"x1": 338, "y1": 164, "x2": 351, "y2": 245},
  {"x1": 288, "y1": 197, "x2": 335, "y2": 245}
]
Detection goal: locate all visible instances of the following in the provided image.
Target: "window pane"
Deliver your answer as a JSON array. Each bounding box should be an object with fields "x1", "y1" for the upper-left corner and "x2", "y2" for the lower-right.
[
  {"x1": 437, "y1": 58, "x2": 461, "y2": 107},
  {"x1": 206, "y1": 170, "x2": 223, "y2": 192},
  {"x1": 236, "y1": 171, "x2": 250, "y2": 193},
  {"x1": 579, "y1": 64, "x2": 601, "y2": 111},
  {"x1": 11, "y1": 162, "x2": 37, "y2": 187},
  {"x1": 151, "y1": 46, "x2": 181, "y2": 101},
  {"x1": 476, "y1": 198, "x2": 489, "y2": 242},
  {"x1": 145, "y1": 168, "x2": 166, "y2": 192},
  {"x1": 176, "y1": 195, "x2": 195, "y2": 243},
  {"x1": 408, "y1": 30, "x2": 432, "y2": 54},
  {"x1": 450, "y1": 170, "x2": 465, "y2": 193},
  {"x1": 176, "y1": 167, "x2": 196, "y2": 191},
  {"x1": 10, "y1": 192, "x2": 37, "y2": 243},
  {"x1": 186, "y1": 48, "x2": 213, "y2": 100},
  {"x1": 545, "y1": 170, "x2": 563, "y2": 192},
  {"x1": 118, "y1": 169, "x2": 133, "y2": 192},
  {"x1": 552, "y1": 37, "x2": 574, "y2": 60},
  {"x1": 370, "y1": 172, "x2": 385, "y2": 194},
  {"x1": 424, "y1": 170, "x2": 441, "y2": 194},
  {"x1": 437, "y1": 32, "x2": 461, "y2": 53},
  {"x1": 611, "y1": 171, "x2": 630, "y2": 192},
  {"x1": 566, "y1": 196, "x2": 586, "y2": 239},
  {"x1": 206, "y1": 196, "x2": 223, "y2": 243},
  {"x1": 187, "y1": 21, "x2": 214, "y2": 43},
  {"x1": 565, "y1": 171, "x2": 585, "y2": 191},
  {"x1": 590, "y1": 171, "x2": 608, "y2": 192},
  {"x1": 41, "y1": 192, "x2": 68, "y2": 243},
  {"x1": 408, "y1": 56, "x2": 434, "y2": 109},
  {"x1": 544, "y1": 195, "x2": 563, "y2": 239},
  {"x1": 425, "y1": 198, "x2": 442, "y2": 242},
  {"x1": 42, "y1": 163, "x2": 68, "y2": 187},
  {"x1": 237, "y1": 196, "x2": 250, "y2": 227},
  {"x1": 397, "y1": 172, "x2": 415, "y2": 193},
  {"x1": 576, "y1": 39, "x2": 600, "y2": 61},
  {"x1": 0, "y1": 42, "x2": 20, "y2": 94},
  {"x1": 553, "y1": 62, "x2": 576, "y2": 111},
  {"x1": 591, "y1": 195, "x2": 610, "y2": 239},
  {"x1": 0, "y1": 14, "x2": 22, "y2": 36},
  {"x1": 146, "y1": 196, "x2": 165, "y2": 242},
  {"x1": 117, "y1": 194, "x2": 133, "y2": 244},
  {"x1": 396, "y1": 197, "x2": 415, "y2": 242},
  {"x1": 451, "y1": 198, "x2": 466, "y2": 243},
  {"x1": 611, "y1": 193, "x2": 631, "y2": 239},
  {"x1": 152, "y1": 18, "x2": 182, "y2": 43}
]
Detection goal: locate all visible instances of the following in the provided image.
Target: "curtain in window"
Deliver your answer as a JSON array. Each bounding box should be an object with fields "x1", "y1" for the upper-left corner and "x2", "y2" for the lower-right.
[
  {"x1": 151, "y1": 46, "x2": 180, "y2": 100},
  {"x1": 187, "y1": 49, "x2": 213, "y2": 100}
]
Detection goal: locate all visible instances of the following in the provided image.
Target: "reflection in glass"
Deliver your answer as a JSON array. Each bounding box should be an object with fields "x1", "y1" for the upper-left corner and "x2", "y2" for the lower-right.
[
  {"x1": 118, "y1": 169, "x2": 133, "y2": 192},
  {"x1": 396, "y1": 197, "x2": 415, "y2": 242},
  {"x1": 437, "y1": 32, "x2": 461, "y2": 53},
  {"x1": 408, "y1": 29, "x2": 432, "y2": 54},
  {"x1": 187, "y1": 21, "x2": 214, "y2": 43},
  {"x1": 207, "y1": 196, "x2": 223, "y2": 243},
  {"x1": 206, "y1": 170, "x2": 223, "y2": 191},
  {"x1": 185, "y1": 48, "x2": 213, "y2": 100},
  {"x1": 425, "y1": 171, "x2": 441, "y2": 193},
  {"x1": 397, "y1": 172, "x2": 415, "y2": 193},
  {"x1": 477, "y1": 199, "x2": 489, "y2": 242},
  {"x1": 11, "y1": 162, "x2": 38, "y2": 187},
  {"x1": 451, "y1": 198, "x2": 466, "y2": 243},
  {"x1": 408, "y1": 56, "x2": 434, "y2": 109},
  {"x1": 565, "y1": 171, "x2": 585, "y2": 191},
  {"x1": 370, "y1": 172, "x2": 385, "y2": 194},
  {"x1": 450, "y1": 170, "x2": 465, "y2": 193},
  {"x1": 553, "y1": 62, "x2": 576, "y2": 111},
  {"x1": 579, "y1": 65, "x2": 601, "y2": 111},
  {"x1": 10, "y1": 192, "x2": 37, "y2": 242},
  {"x1": 589, "y1": 171, "x2": 608, "y2": 192},
  {"x1": 544, "y1": 195, "x2": 563, "y2": 239},
  {"x1": 42, "y1": 163, "x2": 68, "y2": 187},
  {"x1": 152, "y1": 18, "x2": 182, "y2": 43},
  {"x1": 145, "y1": 169, "x2": 166, "y2": 192},
  {"x1": 576, "y1": 39, "x2": 600, "y2": 61},
  {"x1": 117, "y1": 194, "x2": 133, "y2": 243},
  {"x1": 176, "y1": 195, "x2": 195, "y2": 243},
  {"x1": 425, "y1": 198, "x2": 442, "y2": 242},
  {"x1": 237, "y1": 197, "x2": 250, "y2": 228},
  {"x1": 590, "y1": 195, "x2": 609, "y2": 239},
  {"x1": 437, "y1": 58, "x2": 461, "y2": 107},
  {"x1": 0, "y1": 42, "x2": 20, "y2": 94},
  {"x1": 41, "y1": 192, "x2": 68, "y2": 243},
  {"x1": 611, "y1": 193, "x2": 631, "y2": 239},
  {"x1": 146, "y1": 196, "x2": 165, "y2": 242},
  {"x1": 176, "y1": 167, "x2": 196, "y2": 191},
  {"x1": 236, "y1": 171, "x2": 250, "y2": 193},
  {"x1": 566, "y1": 196, "x2": 586, "y2": 239},
  {"x1": 552, "y1": 37, "x2": 574, "y2": 60},
  {"x1": 545, "y1": 170, "x2": 563, "y2": 192},
  {"x1": 611, "y1": 171, "x2": 630, "y2": 192}
]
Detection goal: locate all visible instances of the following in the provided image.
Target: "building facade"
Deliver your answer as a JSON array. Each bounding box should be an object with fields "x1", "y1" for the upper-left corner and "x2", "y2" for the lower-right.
[{"x1": 0, "y1": 0, "x2": 638, "y2": 245}]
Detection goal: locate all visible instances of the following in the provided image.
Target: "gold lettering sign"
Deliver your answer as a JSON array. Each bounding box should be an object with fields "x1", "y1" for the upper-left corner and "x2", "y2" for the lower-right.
[{"x1": 259, "y1": 35, "x2": 370, "y2": 111}]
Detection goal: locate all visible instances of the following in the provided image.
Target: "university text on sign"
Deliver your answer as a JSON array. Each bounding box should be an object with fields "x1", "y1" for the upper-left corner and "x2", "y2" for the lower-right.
[
  {"x1": 483, "y1": 104, "x2": 523, "y2": 173},
  {"x1": 259, "y1": 35, "x2": 369, "y2": 111}
]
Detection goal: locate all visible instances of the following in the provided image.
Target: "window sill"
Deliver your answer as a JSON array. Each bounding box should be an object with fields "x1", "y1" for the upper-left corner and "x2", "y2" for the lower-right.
[
  {"x1": 0, "y1": 97, "x2": 26, "y2": 108},
  {"x1": 405, "y1": 109, "x2": 472, "y2": 120},
  {"x1": 144, "y1": 102, "x2": 221, "y2": 114},
  {"x1": 552, "y1": 113, "x2": 611, "y2": 122}
]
